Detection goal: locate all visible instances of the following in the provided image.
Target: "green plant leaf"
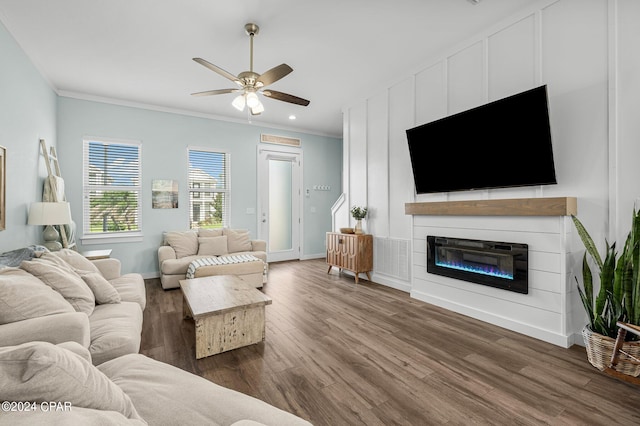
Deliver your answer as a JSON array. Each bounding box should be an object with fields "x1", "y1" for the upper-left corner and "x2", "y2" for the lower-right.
[
  {"x1": 595, "y1": 242, "x2": 616, "y2": 315},
  {"x1": 581, "y1": 252, "x2": 593, "y2": 315},
  {"x1": 631, "y1": 210, "x2": 640, "y2": 324},
  {"x1": 572, "y1": 215, "x2": 603, "y2": 269},
  {"x1": 576, "y1": 277, "x2": 595, "y2": 330}
]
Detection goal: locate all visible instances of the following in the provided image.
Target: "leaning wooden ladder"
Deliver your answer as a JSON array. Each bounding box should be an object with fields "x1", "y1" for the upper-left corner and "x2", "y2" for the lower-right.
[{"x1": 39, "y1": 138, "x2": 72, "y2": 248}]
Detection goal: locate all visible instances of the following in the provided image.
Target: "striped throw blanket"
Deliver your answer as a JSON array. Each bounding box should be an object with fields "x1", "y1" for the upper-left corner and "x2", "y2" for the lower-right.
[{"x1": 185, "y1": 254, "x2": 262, "y2": 279}]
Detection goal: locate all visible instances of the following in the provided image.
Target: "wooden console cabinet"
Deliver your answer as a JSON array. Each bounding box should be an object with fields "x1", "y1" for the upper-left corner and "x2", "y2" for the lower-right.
[{"x1": 326, "y1": 232, "x2": 373, "y2": 284}]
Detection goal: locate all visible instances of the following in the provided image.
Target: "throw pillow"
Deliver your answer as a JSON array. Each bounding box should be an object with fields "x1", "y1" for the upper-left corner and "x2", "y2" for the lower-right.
[
  {"x1": 198, "y1": 228, "x2": 223, "y2": 238},
  {"x1": 197, "y1": 236, "x2": 229, "y2": 256},
  {"x1": 0, "y1": 268, "x2": 73, "y2": 325},
  {"x1": 225, "y1": 228, "x2": 252, "y2": 253},
  {"x1": 0, "y1": 342, "x2": 143, "y2": 421},
  {"x1": 76, "y1": 269, "x2": 122, "y2": 304},
  {"x1": 56, "y1": 341, "x2": 92, "y2": 364},
  {"x1": 53, "y1": 248, "x2": 101, "y2": 275},
  {"x1": 20, "y1": 253, "x2": 95, "y2": 316},
  {"x1": 165, "y1": 231, "x2": 198, "y2": 258}
]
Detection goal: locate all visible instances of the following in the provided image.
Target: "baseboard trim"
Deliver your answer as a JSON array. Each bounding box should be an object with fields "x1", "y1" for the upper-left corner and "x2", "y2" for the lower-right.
[
  {"x1": 300, "y1": 253, "x2": 326, "y2": 260},
  {"x1": 410, "y1": 289, "x2": 572, "y2": 348},
  {"x1": 371, "y1": 273, "x2": 411, "y2": 293},
  {"x1": 141, "y1": 271, "x2": 160, "y2": 280}
]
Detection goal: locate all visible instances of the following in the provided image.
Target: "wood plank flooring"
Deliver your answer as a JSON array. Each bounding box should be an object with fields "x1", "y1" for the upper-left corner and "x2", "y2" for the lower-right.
[{"x1": 140, "y1": 259, "x2": 640, "y2": 425}]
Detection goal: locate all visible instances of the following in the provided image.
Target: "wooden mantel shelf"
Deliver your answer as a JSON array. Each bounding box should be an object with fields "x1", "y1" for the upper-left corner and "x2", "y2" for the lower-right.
[{"x1": 405, "y1": 197, "x2": 577, "y2": 217}]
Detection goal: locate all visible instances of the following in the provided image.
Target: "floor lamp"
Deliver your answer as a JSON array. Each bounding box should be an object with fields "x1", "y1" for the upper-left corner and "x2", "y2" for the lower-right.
[{"x1": 28, "y1": 202, "x2": 72, "y2": 251}]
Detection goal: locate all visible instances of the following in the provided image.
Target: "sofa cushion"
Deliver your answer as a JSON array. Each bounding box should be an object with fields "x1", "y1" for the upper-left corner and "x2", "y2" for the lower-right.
[
  {"x1": 0, "y1": 342, "x2": 143, "y2": 421},
  {"x1": 76, "y1": 269, "x2": 122, "y2": 304},
  {"x1": 198, "y1": 228, "x2": 223, "y2": 237},
  {"x1": 160, "y1": 255, "x2": 202, "y2": 275},
  {"x1": 56, "y1": 341, "x2": 93, "y2": 364},
  {"x1": 231, "y1": 251, "x2": 267, "y2": 263},
  {"x1": 161, "y1": 253, "x2": 267, "y2": 276},
  {"x1": 89, "y1": 302, "x2": 143, "y2": 366},
  {"x1": 109, "y1": 274, "x2": 147, "y2": 311},
  {"x1": 197, "y1": 235, "x2": 228, "y2": 256},
  {"x1": 225, "y1": 228, "x2": 252, "y2": 253},
  {"x1": 0, "y1": 268, "x2": 73, "y2": 325},
  {"x1": 53, "y1": 248, "x2": 101, "y2": 275},
  {"x1": 165, "y1": 231, "x2": 198, "y2": 258},
  {"x1": 99, "y1": 353, "x2": 312, "y2": 426},
  {"x1": 20, "y1": 253, "x2": 95, "y2": 315}
]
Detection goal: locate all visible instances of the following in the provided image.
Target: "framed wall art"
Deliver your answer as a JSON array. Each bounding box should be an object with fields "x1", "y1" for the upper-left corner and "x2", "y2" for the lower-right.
[{"x1": 152, "y1": 179, "x2": 178, "y2": 209}]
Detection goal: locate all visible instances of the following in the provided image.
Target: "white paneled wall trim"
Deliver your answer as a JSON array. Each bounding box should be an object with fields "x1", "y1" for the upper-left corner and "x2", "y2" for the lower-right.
[{"x1": 340, "y1": 0, "x2": 640, "y2": 347}]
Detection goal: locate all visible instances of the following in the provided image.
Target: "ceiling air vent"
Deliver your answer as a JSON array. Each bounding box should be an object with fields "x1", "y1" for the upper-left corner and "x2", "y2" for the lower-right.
[{"x1": 260, "y1": 134, "x2": 301, "y2": 147}]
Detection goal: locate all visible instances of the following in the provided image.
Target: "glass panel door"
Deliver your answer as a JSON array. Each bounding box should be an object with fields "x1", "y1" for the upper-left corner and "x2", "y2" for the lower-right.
[
  {"x1": 258, "y1": 148, "x2": 301, "y2": 262},
  {"x1": 269, "y1": 159, "x2": 293, "y2": 252}
]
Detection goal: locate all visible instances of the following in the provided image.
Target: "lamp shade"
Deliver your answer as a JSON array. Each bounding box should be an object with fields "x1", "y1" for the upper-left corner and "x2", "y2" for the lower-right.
[
  {"x1": 28, "y1": 202, "x2": 72, "y2": 226},
  {"x1": 245, "y1": 91, "x2": 260, "y2": 108},
  {"x1": 232, "y1": 94, "x2": 246, "y2": 111}
]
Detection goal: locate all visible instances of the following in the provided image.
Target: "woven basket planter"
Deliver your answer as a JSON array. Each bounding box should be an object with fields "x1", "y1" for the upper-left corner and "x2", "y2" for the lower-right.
[{"x1": 582, "y1": 326, "x2": 640, "y2": 377}]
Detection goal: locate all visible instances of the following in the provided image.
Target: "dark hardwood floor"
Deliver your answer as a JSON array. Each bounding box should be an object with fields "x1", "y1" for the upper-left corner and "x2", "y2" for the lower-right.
[{"x1": 140, "y1": 259, "x2": 640, "y2": 425}]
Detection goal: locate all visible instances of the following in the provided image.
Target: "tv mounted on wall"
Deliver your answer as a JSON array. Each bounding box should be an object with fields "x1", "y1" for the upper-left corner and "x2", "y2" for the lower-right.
[{"x1": 406, "y1": 85, "x2": 557, "y2": 194}]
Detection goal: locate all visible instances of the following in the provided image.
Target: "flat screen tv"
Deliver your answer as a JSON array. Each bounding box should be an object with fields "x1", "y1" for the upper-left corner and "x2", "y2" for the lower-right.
[{"x1": 406, "y1": 85, "x2": 557, "y2": 194}]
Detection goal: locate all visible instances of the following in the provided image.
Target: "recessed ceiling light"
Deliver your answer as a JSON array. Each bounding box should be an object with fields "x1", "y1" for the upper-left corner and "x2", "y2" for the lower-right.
[{"x1": 289, "y1": 115, "x2": 296, "y2": 120}]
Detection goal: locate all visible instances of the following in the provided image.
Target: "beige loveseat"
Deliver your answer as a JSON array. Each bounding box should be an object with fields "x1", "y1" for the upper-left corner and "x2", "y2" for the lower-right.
[
  {"x1": 0, "y1": 341, "x2": 311, "y2": 426},
  {"x1": 158, "y1": 228, "x2": 267, "y2": 290},
  {"x1": 0, "y1": 248, "x2": 145, "y2": 365}
]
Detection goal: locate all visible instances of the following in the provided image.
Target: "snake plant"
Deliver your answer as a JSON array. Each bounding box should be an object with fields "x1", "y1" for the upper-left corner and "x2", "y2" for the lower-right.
[{"x1": 572, "y1": 210, "x2": 640, "y2": 339}]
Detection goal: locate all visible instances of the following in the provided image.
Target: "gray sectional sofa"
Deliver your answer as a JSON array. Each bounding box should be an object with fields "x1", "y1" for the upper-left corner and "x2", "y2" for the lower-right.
[
  {"x1": 158, "y1": 228, "x2": 267, "y2": 289},
  {"x1": 0, "y1": 247, "x2": 311, "y2": 425},
  {"x1": 0, "y1": 248, "x2": 145, "y2": 365},
  {"x1": 0, "y1": 342, "x2": 311, "y2": 425}
]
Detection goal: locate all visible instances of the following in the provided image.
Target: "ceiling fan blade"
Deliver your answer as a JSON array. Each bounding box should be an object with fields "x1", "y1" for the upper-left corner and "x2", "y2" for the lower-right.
[
  {"x1": 191, "y1": 89, "x2": 239, "y2": 97},
  {"x1": 256, "y1": 64, "x2": 293, "y2": 87},
  {"x1": 262, "y1": 90, "x2": 310, "y2": 107},
  {"x1": 193, "y1": 58, "x2": 240, "y2": 84}
]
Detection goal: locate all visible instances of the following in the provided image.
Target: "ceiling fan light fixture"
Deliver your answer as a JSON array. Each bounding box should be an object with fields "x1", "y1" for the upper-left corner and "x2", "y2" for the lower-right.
[
  {"x1": 192, "y1": 22, "x2": 310, "y2": 116},
  {"x1": 246, "y1": 91, "x2": 260, "y2": 108},
  {"x1": 232, "y1": 94, "x2": 246, "y2": 111},
  {"x1": 251, "y1": 102, "x2": 264, "y2": 115}
]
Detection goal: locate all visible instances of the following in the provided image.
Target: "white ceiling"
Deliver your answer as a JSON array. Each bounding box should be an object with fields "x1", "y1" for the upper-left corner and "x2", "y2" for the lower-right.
[{"x1": 0, "y1": 0, "x2": 537, "y2": 137}]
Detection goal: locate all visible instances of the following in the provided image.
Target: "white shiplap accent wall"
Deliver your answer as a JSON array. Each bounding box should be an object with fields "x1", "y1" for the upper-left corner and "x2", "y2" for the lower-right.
[
  {"x1": 340, "y1": 0, "x2": 640, "y2": 347},
  {"x1": 411, "y1": 215, "x2": 575, "y2": 347}
]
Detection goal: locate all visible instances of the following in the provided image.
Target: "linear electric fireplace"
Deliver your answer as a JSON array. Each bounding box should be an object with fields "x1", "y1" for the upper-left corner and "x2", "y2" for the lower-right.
[{"x1": 427, "y1": 236, "x2": 528, "y2": 294}]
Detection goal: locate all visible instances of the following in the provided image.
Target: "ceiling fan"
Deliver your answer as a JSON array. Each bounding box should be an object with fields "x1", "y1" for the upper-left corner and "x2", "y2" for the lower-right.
[{"x1": 191, "y1": 23, "x2": 310, "y2": 115}]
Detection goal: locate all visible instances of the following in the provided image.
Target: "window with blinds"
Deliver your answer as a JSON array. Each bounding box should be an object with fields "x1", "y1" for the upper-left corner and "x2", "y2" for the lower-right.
[
  {"x1": 188, "y1": 148, "x2": 229, "y2": 229},
  {"x1": 83, "y1": 138, "x2": 142, "y2": 235}
]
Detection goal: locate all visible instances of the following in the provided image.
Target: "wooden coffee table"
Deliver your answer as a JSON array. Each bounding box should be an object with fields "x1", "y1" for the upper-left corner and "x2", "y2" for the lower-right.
[{"x1": 179, "y1": 275, "x2": 272, "y2": 359}]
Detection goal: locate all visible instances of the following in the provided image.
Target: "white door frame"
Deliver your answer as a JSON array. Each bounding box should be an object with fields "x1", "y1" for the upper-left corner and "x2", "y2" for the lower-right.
[{"x1": 257, "y1": 145, "x2": 303, "y2": 262}]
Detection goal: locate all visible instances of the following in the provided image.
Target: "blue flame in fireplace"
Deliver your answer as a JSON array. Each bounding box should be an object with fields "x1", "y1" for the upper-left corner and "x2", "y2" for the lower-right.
[{"x1": 435, "y1": 260, "x2": 514, "y2": 280}]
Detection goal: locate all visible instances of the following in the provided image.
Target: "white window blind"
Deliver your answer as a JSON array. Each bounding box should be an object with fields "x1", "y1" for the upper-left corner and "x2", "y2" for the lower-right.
[
  {"x1": 83, "y1": 138, "x2": 142, "y2": 235},
  {"x1": 188, "y1": 148, "x2": 229, "y2": 229}
]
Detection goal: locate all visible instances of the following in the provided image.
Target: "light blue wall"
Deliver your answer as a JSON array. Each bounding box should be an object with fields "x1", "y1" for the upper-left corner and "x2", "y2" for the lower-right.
[
  {"x1": 0, "y1": 20, "x2": 57, "y2": 253},
  {"x1": 56, "y1": 97, "x2": 342, "y2": 276}
]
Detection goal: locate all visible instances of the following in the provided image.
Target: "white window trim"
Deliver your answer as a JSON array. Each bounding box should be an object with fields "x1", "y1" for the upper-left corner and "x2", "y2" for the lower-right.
[
  {"x1": 82, "y1": 136, "x2": 143, "y2": 243},
  {"x1": 187, "y1": 146, "x2": 231, "y2": 229}
]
